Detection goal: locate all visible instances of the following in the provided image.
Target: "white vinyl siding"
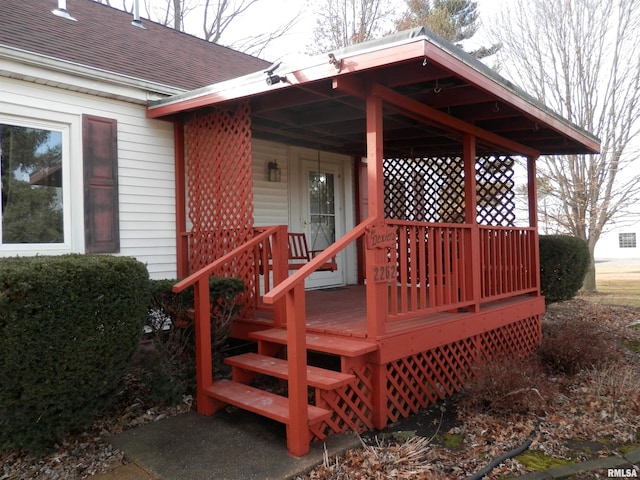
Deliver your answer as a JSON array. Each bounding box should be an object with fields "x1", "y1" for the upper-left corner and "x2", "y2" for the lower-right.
[
  {"x1": 1, "y1": 74, "x2": 177, "y2": 279},
  {"x1": 252, "y1": 139, "x2": 289, "y2": 227}
]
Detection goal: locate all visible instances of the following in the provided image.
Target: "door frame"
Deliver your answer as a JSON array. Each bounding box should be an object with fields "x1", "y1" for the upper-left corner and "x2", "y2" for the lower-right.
[{"x1": 288, "y1": 147, "x2": 355, "y2": 289}]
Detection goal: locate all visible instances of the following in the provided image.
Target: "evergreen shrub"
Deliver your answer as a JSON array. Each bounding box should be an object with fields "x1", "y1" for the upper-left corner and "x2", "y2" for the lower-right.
[
  {"x1": 539, "y1": 235, "x2": 590, "y2": 304},
  {"x1": 0, "y1": 254, "x2": 149, "y2": 452}
]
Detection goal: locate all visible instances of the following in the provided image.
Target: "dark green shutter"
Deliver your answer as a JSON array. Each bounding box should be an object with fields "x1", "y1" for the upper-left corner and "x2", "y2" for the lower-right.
[{"x1": 82, "y1": 115, "x2": 120, "y2": 253}]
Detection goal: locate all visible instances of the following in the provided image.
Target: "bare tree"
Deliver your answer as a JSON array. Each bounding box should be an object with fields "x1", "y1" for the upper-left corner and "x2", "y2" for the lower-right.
[
  {"x1": 490, "y1": 0, "x2": 640, "y2": 291},
  {"x1": 309, "y1": 0, "x2": 396, "y2": 53}
]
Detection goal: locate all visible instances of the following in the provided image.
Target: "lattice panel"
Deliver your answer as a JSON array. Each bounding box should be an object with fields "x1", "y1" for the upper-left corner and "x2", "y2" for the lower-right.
[
  {"x1": 384, "y1": 157, "x2": 465, "y2": 223},
  {"x1": 313, "y1": 362, "x2": 375, "y2": 438},
  {"x1": 185, "y1": 104, "x2": 255, "y2": 318},
  {"x1": 382, "y1": 314, "x2": 541, "y2": 425},
  {"x1": 383, "y1": 155, "x2": 517, "y2": 226},
  {"x1": 476, "y1": 155, "x2": 516, "y2": 226},
  {"x1": 478, "y1": 315, "x2": 541, "y2": 361},
  {"x1": 385, "y1": 337, "x2": 476, "y2": 423}
]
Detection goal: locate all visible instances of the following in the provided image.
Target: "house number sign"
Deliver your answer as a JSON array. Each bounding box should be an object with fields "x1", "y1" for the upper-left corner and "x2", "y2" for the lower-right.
[
  {"x1": 372, "y1": 263, "x2": 397, "y2": 283},
  {"x1": 365, "y1": 223, "x2": 396, "y2": 250}
]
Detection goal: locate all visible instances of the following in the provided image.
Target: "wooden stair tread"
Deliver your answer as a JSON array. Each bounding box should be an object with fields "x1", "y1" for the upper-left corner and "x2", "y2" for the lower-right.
[
  {"x1": 250, "y1": 328, "x2": 377, "y2": 357},
  {"x1": 205, "y1": 379, "x2": 330, "y2": 425},
  {"x1": 225, "y1": 353, "x2": 355, "y2": 389}
]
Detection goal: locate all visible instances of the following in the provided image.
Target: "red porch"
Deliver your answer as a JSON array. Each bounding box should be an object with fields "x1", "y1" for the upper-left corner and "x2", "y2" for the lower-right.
[{"x1": 147, "y1": 28, "x2": 599, "y2": 456}]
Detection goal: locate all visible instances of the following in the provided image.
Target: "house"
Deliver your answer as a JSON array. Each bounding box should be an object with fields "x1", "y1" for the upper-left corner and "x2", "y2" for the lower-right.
[
  {"x1": 0, "y1": 0, "x2": 267, "y2": 278},
  {"x1": 3, "y1": 0, "x2": 600, "y2": 459},
  {"x1": 147, "y1": 29, "x2": 598, "y2": 456},
  {"x1": 595, "y1": 216, "x2": 640, "y2": 260}
]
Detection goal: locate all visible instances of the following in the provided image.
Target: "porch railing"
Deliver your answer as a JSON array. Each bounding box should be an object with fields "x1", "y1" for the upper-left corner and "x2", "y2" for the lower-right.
[
  {"x1": 385, "y1": 221, "x2": 538, "y2": 321},
  {"x1": 479, "y1": 226, "x2": 537, "y2": 301},
  {"x1": 176, "y1": 218, "x2": 538, "y2": 455},
  {"x1": 386, "y1": 221, "x2": 475, "y2": 321}
]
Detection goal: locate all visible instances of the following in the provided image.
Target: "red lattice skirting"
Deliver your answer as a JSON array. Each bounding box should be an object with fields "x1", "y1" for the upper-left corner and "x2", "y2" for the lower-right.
[{"x1": 314, "y1": 314, "x2": 541, "y2": 438}]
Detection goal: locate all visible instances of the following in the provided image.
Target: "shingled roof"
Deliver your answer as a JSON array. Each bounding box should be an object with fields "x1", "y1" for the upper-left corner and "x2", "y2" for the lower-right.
[{"x1": 0, "y1": 0, "x2": 269, "y2": 91}]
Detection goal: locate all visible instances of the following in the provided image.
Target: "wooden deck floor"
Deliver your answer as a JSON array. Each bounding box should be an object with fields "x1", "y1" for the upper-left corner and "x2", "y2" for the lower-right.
[
  {"x1": 254, "y1": 285, "x2": 369, "y2": 337},
  {"x1": 248, "y1": 285, "x2": 542, "y2": 342}
]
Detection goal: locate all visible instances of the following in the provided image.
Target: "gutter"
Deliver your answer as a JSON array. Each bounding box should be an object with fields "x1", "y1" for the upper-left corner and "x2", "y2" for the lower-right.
[{"x1": 0, "y1": 45, "x2": 185, "y2": 102}]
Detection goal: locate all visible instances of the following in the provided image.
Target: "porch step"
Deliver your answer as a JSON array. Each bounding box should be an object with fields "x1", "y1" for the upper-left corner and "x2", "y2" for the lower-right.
[
  {"x1": 225, "y1": 352, "x2": 356, "y2": 389},
  {"x1": 249, "y1": 328, "x2": 378, "y2": 357},
  {"x1": 205, "y1": 379, "x2": 331, "y2": 426}
]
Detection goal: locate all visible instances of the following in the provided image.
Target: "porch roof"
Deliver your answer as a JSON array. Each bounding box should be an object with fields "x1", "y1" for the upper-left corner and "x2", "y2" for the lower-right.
[{"x1": 147, "y1": 28, "x2": 600, "y2": 157}]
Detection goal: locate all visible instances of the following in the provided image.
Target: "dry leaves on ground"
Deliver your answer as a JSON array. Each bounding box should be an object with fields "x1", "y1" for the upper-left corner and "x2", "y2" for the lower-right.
[
  {"x1": 300, "y1": 299, "x2": 640, "y2": 480},
  {"x1": 2, "y1": 299, "x2": 639, "y2": 480}
]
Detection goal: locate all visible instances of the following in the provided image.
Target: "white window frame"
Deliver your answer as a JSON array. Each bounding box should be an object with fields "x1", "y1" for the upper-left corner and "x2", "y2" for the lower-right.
[{"x1": 0, "y1": 107, "x2": 83, "y2": 256}]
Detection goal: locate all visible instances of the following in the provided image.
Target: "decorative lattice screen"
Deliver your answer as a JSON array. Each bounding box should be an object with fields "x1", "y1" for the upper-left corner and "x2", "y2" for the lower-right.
[
  {"x1": 475, "y1": 155, "x2": 516, "y2": 226},
  {"x1": 184, "y1": 104, "x2": 255, "y2": 315},
  {"x1": 383, "y1": 155, "x2": 516, "y2": 226},
  {"x1": 313, "y1": 362, "x2": 375, "y2": 439},
  {"x1": 384, "y1": 157, "x2": 465, "y2": 223}
]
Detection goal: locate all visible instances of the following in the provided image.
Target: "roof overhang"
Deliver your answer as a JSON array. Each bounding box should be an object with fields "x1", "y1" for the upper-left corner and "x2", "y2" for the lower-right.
[
  {"x1": 1, "y1": 45, "x2": 184, "y2": 104},
  {"x1": 147, "y1": 28, "x2": 600, "y2": 158}
]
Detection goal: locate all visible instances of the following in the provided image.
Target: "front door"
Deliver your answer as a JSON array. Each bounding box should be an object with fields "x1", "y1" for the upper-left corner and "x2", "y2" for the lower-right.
[{"x1": 296, "y1": 158, "x2": 345, "y2": 289}]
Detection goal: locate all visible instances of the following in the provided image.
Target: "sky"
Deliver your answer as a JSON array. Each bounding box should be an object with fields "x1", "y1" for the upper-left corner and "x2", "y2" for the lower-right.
[{"x1": 175, "y1": 0, "x2": 505, "y2": 63}]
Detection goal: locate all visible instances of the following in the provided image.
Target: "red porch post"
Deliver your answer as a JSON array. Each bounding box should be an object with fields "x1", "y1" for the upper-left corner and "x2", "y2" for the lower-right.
[
  {"x1": 365, "y1": 91, "x2": 390, "y2": 431},
  {"x1": 272, "y1": 225, "x2": 289, "y2": 327},
  {"x1": 463, "y1": 134, "x2": 481, "y2": 312},
  {"x1": 365, "y1": 92, "x2": 387, "y2": 338},
  {"x1": 174, "y1": 122, "x2": 188, "y2": 278},
  {"x1": 194, "y1": 279, "x2": 215, "y2": 415},
  {"x1": 286, "y1": 282, "x2": 309, "y2": 456},
  {"x1": 527, "y1": 155, "x2": 542, "y2": 296}
]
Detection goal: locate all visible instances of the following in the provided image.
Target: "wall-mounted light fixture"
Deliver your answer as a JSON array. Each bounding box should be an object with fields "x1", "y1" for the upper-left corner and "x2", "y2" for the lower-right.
[{"x1": 267, "y1": 161, "x2": 281, "y2": 182}]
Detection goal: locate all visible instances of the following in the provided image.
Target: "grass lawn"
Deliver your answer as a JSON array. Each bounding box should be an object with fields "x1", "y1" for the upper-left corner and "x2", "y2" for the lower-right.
[{"x1": 580, "y1": 260, "x2": 640, "y2": 308}]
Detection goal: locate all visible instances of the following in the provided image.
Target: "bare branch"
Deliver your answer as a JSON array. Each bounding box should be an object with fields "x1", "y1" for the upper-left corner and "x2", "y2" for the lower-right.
[{"x1": 489, "y1": 0, "x2": 640, "y2": 290}]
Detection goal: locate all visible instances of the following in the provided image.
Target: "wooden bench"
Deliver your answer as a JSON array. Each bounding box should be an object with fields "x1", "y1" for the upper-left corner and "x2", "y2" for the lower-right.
[
  {"x1": 286, "y1": 232, "x2": 337, "y2": 271},
  {"x1": 257, "y1": 232, "x2": 337, "y2": 273}
]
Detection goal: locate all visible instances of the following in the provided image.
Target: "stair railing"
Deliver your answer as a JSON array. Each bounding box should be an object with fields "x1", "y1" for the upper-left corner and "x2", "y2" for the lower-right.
[
  {"x1": 172, "y1": 224, "x2": 288, "y2": 416},
  {"x1": 262, "y1": 216, "x2": 377, "y2": 456}
]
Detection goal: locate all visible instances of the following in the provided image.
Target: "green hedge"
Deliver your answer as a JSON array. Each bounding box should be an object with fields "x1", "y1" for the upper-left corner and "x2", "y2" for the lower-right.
[
  {"x1": 0, "y1": 255, "x2": 149, "y2": 452},
  {"x1": 539, "y1": 235, "x2": 590, "y2": 304}
]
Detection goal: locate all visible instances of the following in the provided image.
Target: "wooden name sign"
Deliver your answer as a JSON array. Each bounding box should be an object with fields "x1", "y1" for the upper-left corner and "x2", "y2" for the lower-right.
[{"x1": 366, "y1": 223, "x2": 396, "y2": 250}]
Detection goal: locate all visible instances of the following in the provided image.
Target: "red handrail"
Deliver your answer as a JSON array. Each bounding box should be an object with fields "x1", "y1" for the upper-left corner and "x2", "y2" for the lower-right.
[
  {"x1": 263, "y1": 217, "x2": 377, "y2": 304},
  {"x1": 172, "y1": 225, "x2": 283, "y2": 293}
]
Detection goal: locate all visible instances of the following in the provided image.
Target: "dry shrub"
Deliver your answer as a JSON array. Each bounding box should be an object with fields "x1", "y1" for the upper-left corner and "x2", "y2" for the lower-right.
[
  {"x1": 302, "y1": 436, "x2": 448, "y2": 480},
  {"x1": 586, "y1": 363, "x2": 640, "y2": 418},
  {"x1": 538, "y1": 318, "x2": 619, "y2": 375},
  {"x1": 459, "y1": 355, "x2": 556, "y2": 415}
]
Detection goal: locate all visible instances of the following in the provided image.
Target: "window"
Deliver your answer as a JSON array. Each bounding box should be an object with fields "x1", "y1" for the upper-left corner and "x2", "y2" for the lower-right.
[
  {"x1": 619, "y1": 232, "x2": 637, "y2": 248},
  {"x1": 0, "y1": 123, "x2": 65, "y2": 244}
]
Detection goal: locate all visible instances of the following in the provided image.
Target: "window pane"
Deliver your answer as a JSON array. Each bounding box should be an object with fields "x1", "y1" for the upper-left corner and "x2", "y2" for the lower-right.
[
  {"x1": 1, "y1": 124, "x2": 64, "y2": 244},
  {"x1": 619, "y1": 233, "x2": 636, "y2": 248},
  {"x1": 308, "y1": 170, "x2": 335, "y2": 251}
]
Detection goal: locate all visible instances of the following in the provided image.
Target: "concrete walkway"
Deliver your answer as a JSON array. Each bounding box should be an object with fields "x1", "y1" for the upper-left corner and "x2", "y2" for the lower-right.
[{"x1": 92, "y1": 410, "x2": 359, "y2": 480}]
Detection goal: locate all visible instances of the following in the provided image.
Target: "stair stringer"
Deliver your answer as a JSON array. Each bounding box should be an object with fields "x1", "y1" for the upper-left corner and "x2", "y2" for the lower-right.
[{"x1": 311, "y1": 352, "x2": 377, "y2": 439}]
